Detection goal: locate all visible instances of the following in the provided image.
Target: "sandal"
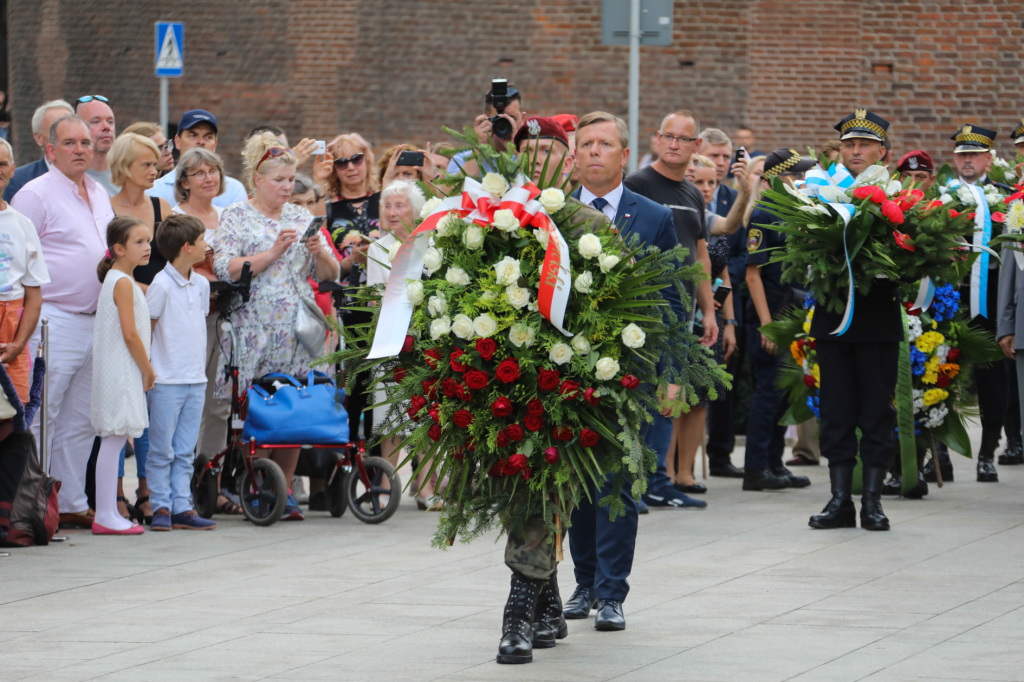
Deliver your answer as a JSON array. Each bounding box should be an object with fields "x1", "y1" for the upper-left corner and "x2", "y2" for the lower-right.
[
  {"x1": 133, "y1": 494, "x2": 152, "y2": 526},
  {"x1": 117, "y1": 495, "x2": 135, "y2": 520},
  {"x1": 216, "y1": 496, "x2": 243, "y2": 515}
]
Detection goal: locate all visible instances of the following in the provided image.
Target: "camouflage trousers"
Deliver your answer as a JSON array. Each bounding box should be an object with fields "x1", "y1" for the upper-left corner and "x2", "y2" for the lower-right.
[{"x1": 504, "y1": 514, "x2": 567, "y2": 581}]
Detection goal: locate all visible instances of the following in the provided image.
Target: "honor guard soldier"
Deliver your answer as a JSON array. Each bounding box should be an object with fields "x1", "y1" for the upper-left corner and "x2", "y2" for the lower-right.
[
  {"x1": 809, "y1": 109, "x2": 902, "y2": 532},
  {"x1": 896, "y1": 150, "x2": 936, "y2": 193},
  {"x1": 1013, "y1": 119, "x2": 1024, "y2": 157}
]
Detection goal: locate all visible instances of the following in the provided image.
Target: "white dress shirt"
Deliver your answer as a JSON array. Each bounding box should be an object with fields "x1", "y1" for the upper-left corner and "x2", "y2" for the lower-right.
[{"x1": 579, "y1": 182, "x2": 624, "y2": 223}]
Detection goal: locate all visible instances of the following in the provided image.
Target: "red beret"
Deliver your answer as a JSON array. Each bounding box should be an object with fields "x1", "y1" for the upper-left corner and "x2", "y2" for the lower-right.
[
  {"x1": 896, "y1": 150, "x2": 934, "y2": 173},
  {"x1": 514, "y1": 116, "x2": 569, "y2": 150},
  {"x1": 551, "y1": 114, "x2": 578, "y2": 133}
]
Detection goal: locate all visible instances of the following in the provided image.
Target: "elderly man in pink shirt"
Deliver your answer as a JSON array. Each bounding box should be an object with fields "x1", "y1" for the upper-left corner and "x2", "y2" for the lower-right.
[{"x1": 13, "y1": 113, "x2": 114, "y2": 527}]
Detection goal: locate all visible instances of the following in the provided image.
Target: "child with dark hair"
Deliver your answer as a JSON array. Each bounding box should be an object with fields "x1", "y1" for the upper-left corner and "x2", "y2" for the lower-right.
[{"x1": 144, "y1": 214, "x2": 215, "y2": 531}]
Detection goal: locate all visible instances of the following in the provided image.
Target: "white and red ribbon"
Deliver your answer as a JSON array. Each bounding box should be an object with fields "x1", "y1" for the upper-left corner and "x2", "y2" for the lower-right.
[{"x1": 367, "y1": 175, "x2": 572, "y2": 359}]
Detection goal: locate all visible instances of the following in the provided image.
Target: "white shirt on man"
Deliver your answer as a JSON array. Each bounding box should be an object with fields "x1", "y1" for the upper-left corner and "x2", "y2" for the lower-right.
[
  {"x1": 147, "y1": 171, "x2": 248, "y2": 209},
  {"x1": 579, "y1": 182, "x2": 624, "y2": 222},
  {"x1": 146, "y1": 262, "x2": 209, "y2": 384},
  {"x1": 0, "y1": 205, "x2": 50, "y2": 300}
]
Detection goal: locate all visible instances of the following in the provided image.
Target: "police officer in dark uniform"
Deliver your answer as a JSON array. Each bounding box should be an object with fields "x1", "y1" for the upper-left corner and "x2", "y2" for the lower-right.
[
  {"x1": 744, "y1": 149, "x2": 817, "y2": 492},
  {"x1": 809, "y1": 109, "x2": 902, "y2": 532}
]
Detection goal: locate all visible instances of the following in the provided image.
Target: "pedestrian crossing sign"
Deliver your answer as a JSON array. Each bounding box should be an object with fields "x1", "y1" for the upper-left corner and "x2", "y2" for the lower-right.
[{"x1": 155, "y1": 22, "x2": 184, "y2": 77}]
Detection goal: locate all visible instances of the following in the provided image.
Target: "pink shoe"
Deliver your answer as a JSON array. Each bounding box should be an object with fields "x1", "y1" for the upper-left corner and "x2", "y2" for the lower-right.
[{"x1": 92, "y1": 520, "x2": 145, "y2": 535}]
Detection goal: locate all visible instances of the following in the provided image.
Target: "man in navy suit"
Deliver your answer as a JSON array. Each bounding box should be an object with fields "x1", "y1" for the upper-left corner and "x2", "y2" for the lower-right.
[
  {"x1": 3, "y1": 100, "x2": 75, "y2": 202},
  {"x1": 561, "y1": 111, "x2": 684, "y2": 633}
]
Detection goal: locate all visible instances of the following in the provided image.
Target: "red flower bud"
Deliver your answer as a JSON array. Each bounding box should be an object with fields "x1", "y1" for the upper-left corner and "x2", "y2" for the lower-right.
[
  {"x1": 524, "y1": 414, "x2": 545, "y2": 432},
  {"x1": 393, "y1": 366, "x2": 407, "y2": 383},
  {"x1": 948, "y1": 348, "x2": 961, "y2": 362},
  {"x1": 506, "y1": 454, "x2": 528, "y2": 474},
  {"x1": 441, "y1": 377, "x2": 460, "y2": 398},
  {"x1": 521, "y1": 467, "x2": 533, "y2": 480},
  {"x1": 422, "y1": 378, "x2": 438, "y2": 399},
  {"x1": 488, "y1": 460, "x2": 503, "y2": 477},
  {"x1": 584, "y1": 387, "x2": 602, "y2": 406},
  {"x1": 428, "y1": 423, "x2": 442, "y2": 441},
  {"x1": 497, "y1": 432, "x2": 510, "y2": 448},
  {"x1": 621, "y1": 374, "x2": 640, "y2": 390},
  {"x1": 553, "y1": 425, "x2": 573, "y2": 441},
  {"x1": 451, "y1": 445, "x2": 464, "y2": 460},
  {"x1": 545, "y1": 447, "x2": 559, "y2": 464},
  {"x1": 401, "y1": 335, "x2": 415, "y2": 353},
  {"x1": 526, "y1": 398, "x2": 545, "y2": 416},
  {"x1": 936, "y1": 374, "x2": 951, "y2": 389},
  {"x1": 428, "y1": 403, "x2": 440, "y2": 423},
  {"x1": 464, "y1": 369, "x2": 489, "y2": 390},
  {"x1": 579, "y1": 428, "x2": 600, "y2": 448},
  {"x1": 475, "y1": 338, "x2": 497, "y2": 361},
  {"x1": 408, "y1": 395, "x2": 428, "y2": 421},
  {"x1": 450, "y1": 349, "x2": 468, "y2": 373},
  {"x1": 452, "y1": 409, "x2": 474, "y2": 428},
  {"x1": 803, "y1": 375, "x2": 817, "y2": 388},
  {"x1": 491, "y1": 397, "x2": 514, "y2": 418},
  {"x1": 559, "y1": 380, "x2": 581, "y2": 400},
  {"x1": 424, "y1": 348, "x2": 442, "y2": 369},
  {"x1": 503, "y1": 424, "x2": 524, "y2": 442},
  {"x1": 455, "y1": 384, "x2": 472, "y2": 402}
]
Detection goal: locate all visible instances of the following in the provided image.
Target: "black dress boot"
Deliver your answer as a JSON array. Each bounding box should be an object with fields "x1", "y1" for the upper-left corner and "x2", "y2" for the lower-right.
[
  {"x1": 771, "y1": 464, "x2": 810, "y2": 488},
  {"x1": 809, "y1": 464, "x2": 856, "y2": 529},
  {"x1": 903, "y1": 470, "x2": 928, "y2": 499},
  {"x1": 497, "y1": 572, "x2": 544, "y2": 664},
  {"x1": 937, "y1": 440, "x2": 953, "y2": 481},
  {"x1": 860, "y1": 467, "x2": 890, "y2": 531},
  {"x1": 977, "y1": 430, "x2": 1000, "y2": 483},
  {"x1": 882, "y1": 472, "x2": 903, "y2": 495},
  {"x1": 532, "y1": 571, "x2": 567, "y2": 649},
  {"x1": 998, "y1": 435, "x2": 1023, "y2": 465}
]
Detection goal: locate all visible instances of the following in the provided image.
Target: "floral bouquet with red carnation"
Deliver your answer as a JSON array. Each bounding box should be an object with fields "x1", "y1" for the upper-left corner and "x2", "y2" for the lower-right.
[{"x1": 325, "y1": 134, "x2": 726, "y2": 547}]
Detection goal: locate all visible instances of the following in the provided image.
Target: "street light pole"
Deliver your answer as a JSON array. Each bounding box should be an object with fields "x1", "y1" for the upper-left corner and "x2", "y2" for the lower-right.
[
  {"x1": 159, "y1": 77, "x2": 168, "y2": 137},
  {"x1": 627, "y1": 0, "x2": 640, "y2": 174}
]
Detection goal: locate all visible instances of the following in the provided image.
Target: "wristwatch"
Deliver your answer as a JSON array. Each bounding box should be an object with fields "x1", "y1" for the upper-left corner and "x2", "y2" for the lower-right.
[{"x1": 724, "y1": 319, "x2": 738, "y2": 326}]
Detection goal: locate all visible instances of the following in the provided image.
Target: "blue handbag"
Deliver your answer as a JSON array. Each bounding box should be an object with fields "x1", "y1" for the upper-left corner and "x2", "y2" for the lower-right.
[{"x1": 242, "y1": 371, "x2": 349, "y2": 445}]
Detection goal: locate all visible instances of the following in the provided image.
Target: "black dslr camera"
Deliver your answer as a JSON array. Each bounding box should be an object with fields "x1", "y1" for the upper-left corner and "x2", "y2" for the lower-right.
[{"x1": 487, "y1": 78, "x2": 517, "y2": 140}]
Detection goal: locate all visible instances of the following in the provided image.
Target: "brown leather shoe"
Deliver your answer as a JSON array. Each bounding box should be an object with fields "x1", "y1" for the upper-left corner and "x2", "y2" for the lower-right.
[{"x1": 59, "y1": 511, "x2": 94, "y2": 528}]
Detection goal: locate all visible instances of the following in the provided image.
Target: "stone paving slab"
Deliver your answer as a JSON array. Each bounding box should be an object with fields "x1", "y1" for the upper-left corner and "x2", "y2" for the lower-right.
[{"x1": 3, "y1": 431, "x2": 1024, "y2": 681}]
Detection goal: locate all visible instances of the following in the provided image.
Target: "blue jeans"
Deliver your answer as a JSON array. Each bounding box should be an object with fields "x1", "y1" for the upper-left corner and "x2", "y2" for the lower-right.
[
  {"x1": 645, "y1": 411, "x2": 674, "y2": 492},
  {"x1": 117, "y1": 429, "x2": 149, "y2": 479},
  {"x1": 147, "y1": 383, "x2": 205, "y2": 514}
]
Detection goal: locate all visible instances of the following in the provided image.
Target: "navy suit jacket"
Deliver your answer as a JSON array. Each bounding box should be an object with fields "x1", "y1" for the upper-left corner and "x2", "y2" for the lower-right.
[{"x1": 4, "y1": 158, "x2": 48, "y2": 202}]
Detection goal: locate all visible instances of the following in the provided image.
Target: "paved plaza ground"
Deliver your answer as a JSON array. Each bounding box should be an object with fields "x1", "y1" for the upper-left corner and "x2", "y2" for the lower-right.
[{"x1": 4, "y1": 431, "x2": 1024, "y2": 682}]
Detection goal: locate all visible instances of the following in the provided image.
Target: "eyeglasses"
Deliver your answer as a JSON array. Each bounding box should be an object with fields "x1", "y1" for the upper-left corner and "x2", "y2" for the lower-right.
[
  {"x1": 186, "y1": 169, "x2": 221, "y2": 180},
  {"x1": 334, "y1": 153, "x2": 364, "y2": 170},
  {"x1": 659, "y1": 132, "x2": 698, "y2": 145},
  {"x1": 76, "y1": 95, "x2": 109, "y2": 105},
  {"x1": 157, "y1": 141, "x2": 172, "y2": 153},
  {"x1": 255, "y1": 147, "x2": 293, "y2": 172}
]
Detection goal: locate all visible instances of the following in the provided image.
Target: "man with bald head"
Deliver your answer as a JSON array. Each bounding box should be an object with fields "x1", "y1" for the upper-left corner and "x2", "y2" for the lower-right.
[{"x1": 75, "y1": 95, "x2": 118, "y2": 197}]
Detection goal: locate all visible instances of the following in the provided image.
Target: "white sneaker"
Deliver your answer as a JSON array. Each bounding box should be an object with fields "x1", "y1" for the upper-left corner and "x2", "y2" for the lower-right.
[{"x1": 291, "y1": 476, "x2": 310, "y2": 504}]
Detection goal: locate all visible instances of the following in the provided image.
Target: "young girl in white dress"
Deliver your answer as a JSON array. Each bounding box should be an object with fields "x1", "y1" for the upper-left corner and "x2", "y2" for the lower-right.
[{"x1": 92, "y1": 216, "x2": 156, "y2": 535}]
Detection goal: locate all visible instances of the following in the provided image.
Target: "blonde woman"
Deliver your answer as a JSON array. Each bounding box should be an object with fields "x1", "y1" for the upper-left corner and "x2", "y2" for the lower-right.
[
  {"x1": 212, "y1": 132, "x2": 340, "y2": 521},
  {"x1": 122, "y1": 122, "x2": 174, "y2": 175}
]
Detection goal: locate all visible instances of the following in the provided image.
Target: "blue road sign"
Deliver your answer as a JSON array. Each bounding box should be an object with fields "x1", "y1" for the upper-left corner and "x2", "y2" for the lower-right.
[{"x1": 155, "y1": 22, "x2": 184, "y2": 77}]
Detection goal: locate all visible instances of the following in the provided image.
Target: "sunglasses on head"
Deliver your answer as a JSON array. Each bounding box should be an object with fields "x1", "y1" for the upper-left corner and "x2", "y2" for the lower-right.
[
  {"x1": 76, "y1": 95, "x2": 109, "y2": 106},
  {"x1": 255, "y1": 146, "x2": 293, "y2": 172},
  {"x1": 334, "y1": 153, "x2": 364, "y2": 170}
]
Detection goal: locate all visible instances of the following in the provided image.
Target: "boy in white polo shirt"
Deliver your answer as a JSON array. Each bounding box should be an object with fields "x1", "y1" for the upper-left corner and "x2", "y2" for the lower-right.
[{"x1": 145, "y1": 214, "x2": 215, "y2": 531}]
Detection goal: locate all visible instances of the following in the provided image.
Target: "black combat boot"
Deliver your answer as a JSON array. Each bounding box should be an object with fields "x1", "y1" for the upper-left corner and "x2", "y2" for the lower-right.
[
  {"x1": 497, "y1": 572, "x2": 544, "y2": 664},
  {"x1": 903, "y1": 470, "x2": 928, "y2": 499},
  {"x1": 860, "y1": 467, "x2": 890, "y2": 531},
  {"x1": 809, "y1": 464, "x2": 856, "y2": 529},
  {"x1": 882, "y1": 472, "x2": 903, "y2": 495},
  {"x1": 977, "y1": 430, "x2": 1000, "y2": 483},
  {"x1": 923, "y1": 440, "x2": 954, "y2": 482},
  {"x1": 998, "y1": 434, "x2": 1023, "y2": 465},
  {"x1": 532, "y1": 571, "x2": 568, "y2": 649}
]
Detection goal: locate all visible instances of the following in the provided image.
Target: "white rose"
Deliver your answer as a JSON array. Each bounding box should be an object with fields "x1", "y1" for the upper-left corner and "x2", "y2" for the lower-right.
[
  {"x1": 571, "y1": 334, "x2": 591, "y2": 355},
  {"x1": 481, "y1": 172, "x2": 510, "y2": 197},
  {"x1": 598, "y1": 253, "x2": 620, "y2": 273},
  {"x1": 621, "y1": 323, "x2": 646, "y2": 349},
  {"x1": 505, "y1": 284, "x2": 531, "y2": 309},
  {"x1": 509, "y1": 323, "x2": 536, "y2": 348},
  {"x1": 549, "y1": 342, "x2": 575, "y2": 365},
  {"x1": 429, "y1": 315, "x2": 451, "y2": 340},
  {"x1": 578, "y1": 233, "x2": 602, "y2": 259},
  {"x1": 473, "y1": 313, "x2": 498, "y2": 338},
  {"x1": 387, "y1": 240, "x2": 402, "y2": 263},
  {"x1": 463, "y1": 226, "x2": 485, "y2": 250},
  {"x1": 539, "y1": 187, "x2": 566, "y2": 213},
  {"x1": 446, "y1": 267, "x2": 471, "y2": 286},
  {"x1": 406, "y1": 280, "x2": 424, "y2": 306},
  {"x1": 534, "y1": 228, "x2": 549, "y2": 247},
  {"x1": 427, "y1": 294, "x2": 447, "y2": 317},
  {"x1": 420, "y1": 197, "x2": 442, "y2": 219},
  {"x1": 528, "y1": 300, "x2": 539, "y2": 312},
  {"x1": 494, "y1": 256, "x2": 521, "y2": 286},
  {"x1": 435, "y1": 212, "x2": 459, "y2": 237},
  {"x1": 481, "y1": 290, "x2": 497, "y2": 302},
  {"x1": 451, "y1": 314, "x2": 474, "y2": 340},
  {"x1": 939, "y1": 193, "x2": 953, "y2": 205},
  {"x1": 594, "y1": 357, "x2": 620, "y2": 381},
  {"x1": 492, "y1": 208, "x2": 520, "y2": 233},
  {"x1": 574, "y1": 270, "x2": 594, "y2": 293},
  {"x1": 422, "y1": 247, "x2": 444, "y2": 275},
  {"x1": 956, "y1": 184, "x2": 977, "y2": 205}
]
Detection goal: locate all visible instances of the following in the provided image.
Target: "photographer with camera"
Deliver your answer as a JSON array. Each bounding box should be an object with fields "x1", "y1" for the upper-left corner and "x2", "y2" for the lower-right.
[{"x1": 447, "y1": 79, "x2": 526, "y2": 177}]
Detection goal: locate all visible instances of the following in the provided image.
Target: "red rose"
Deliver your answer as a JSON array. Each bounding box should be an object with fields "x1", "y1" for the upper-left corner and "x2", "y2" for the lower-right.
[
  {"x1": 579, "y1": 428, "x2": 600, "y2": 448},
  {"x1": 807, "y1": 339, "x2": 816, "y2": 350},
  {"x1": 521, "y1": 467, "x2": 533, "y2": 481},
  {"x1": 428, "y1": 403, "x2": 440, "y2": 423},
  {"x1": 545, "y1": 447, "x2": 559, "y2": 464},
  {"x1": 476, "y1": 338, "x2": 497, "y2": 361},
  {"x1": 881, "y1": 200, "x2": 905, "y2": 225},
  {"x1": 495, "y1": 358, "x2": 521, "y2": 384},
  {"x1": 553, "y1": 425, "x2": 573, "y2": 441},
  {"x1": 441, "y1": 377, "x2": 459, "y2": 398},
  {"x1": 902, "y1": 301, "x2": 921, "y2": 316},
  {"x1": 491, "y1": 397, "x2": 514, "y2": 418},
  {"x1": 455, "y1": 384, "x2": 472, "y2": 402},
  {"x1": 466, "y1": 438, "x2": 477, "y2": 451},
  {"x1": 526, "y1": 399, "x2": 545, "y2": 416},
  {"x1": 852, "y1": 185, "x2": 886, "y2": 204},
  {"x1": 402, "y1": 335, "x2": 415, "y2": 353},
  {"x1": 408, "y1": 395, "x2": 428, "y2": 421},
  {"x1": 450, "y1": 349, "x2": 468, "y2": 373},
  {"x1": 424, "y1": 348, "x2": 442, "y2": 369},
  {"x1": 621, "y1": 374, "x2": 640, "y2": 390},
  {"x1": 936, "y1": 374, "x2": 951, "y2": 388},
  {"x1": 893, "y1": 230, "x2": 915, "y2": 252},
  {"x1": 948, "y1": 348, "x2": 961, "y2": 362},
  {"x1": 452, "y1": 409, "x2": 474, "y2": 428},
  {"x1": 584, "y1": 387, "x2": 602, "y2": 406},
  {"x1": 538, "y1": 368, "x2": 560, "y2": 391},
  {"x1": 489, "y1": 460, "x2": 503, "y2": 477},
  {"x1": 503, "y1": 424, "x2": 524, "y2": 442},
  {"x1": 505, "y1": 454, "x2": 528, "y2": 474},
  {"x1": 464, "y1": 369, "x2": 489, "y2": 390},
  {"x1": 423, "y1": 378, "x2": 438, "y2": 399},
  {"x1": 803, "y1": 375, "x2": 817, "y2": 388},
  {"x1": 497, "y1": 432, "x2": 510, "y2": 448},
  {"x1": 428, "y1": 423, "x2": 442, "y2": 441},
  {"x1": 393, "y1": 366, "x2": 407, "y2": 383},
  {"x1": 992, "y1": 212, "x2": 1006, "y2": 223},
  {"x1": 451, "y1": 445, "x2": 465, "y2": 460},
  {"x1": 524, "y1": 414, "x2": 545, "y2": 432},
  {"x1": 559, "y1": 380, "x2": 581, "y2": 400}
]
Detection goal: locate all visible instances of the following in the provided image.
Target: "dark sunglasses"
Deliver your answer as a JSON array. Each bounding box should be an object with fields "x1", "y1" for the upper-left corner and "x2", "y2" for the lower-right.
[
  {"x1": 76, "y1": 95, "x2": 109, "y2": 105},
  {"x1": 255, "y1": 147, "x2": 294, "y2": 172},
  {"x1": 334, "y1": 153, "x2": 364, "y2": 170}
]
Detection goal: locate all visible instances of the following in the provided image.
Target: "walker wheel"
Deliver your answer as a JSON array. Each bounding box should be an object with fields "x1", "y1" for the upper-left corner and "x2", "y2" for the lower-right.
[
  {"x1": 239, "y1": 458, "x2": 287, "y2": 526},
  {"x1": 346, "y1": 456, "x2": 400, "y2": 524}
]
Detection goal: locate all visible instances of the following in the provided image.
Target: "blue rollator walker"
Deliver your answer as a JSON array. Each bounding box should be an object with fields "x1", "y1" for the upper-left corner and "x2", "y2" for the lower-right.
[{"x1": 190, "y1": 263, "x2": 401, "y2": 527}]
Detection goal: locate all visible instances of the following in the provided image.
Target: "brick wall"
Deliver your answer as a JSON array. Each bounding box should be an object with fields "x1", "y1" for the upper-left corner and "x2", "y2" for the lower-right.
[{"x1": 9, "y1": 1, "x2": 1024, "y2": 177}]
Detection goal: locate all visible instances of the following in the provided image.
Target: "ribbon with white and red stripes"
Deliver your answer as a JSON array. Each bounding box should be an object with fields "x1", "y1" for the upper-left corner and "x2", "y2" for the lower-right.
[{"x1": 367, "y1": 174, "x2": 572, "y2": 359}]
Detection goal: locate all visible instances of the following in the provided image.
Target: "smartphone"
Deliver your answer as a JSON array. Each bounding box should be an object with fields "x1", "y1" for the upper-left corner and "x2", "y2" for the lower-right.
[
  {"x1": 312, "y1": 140, "x2": 326, "y2": 155},
  {"x1": 302, "y1": 216, "x2": 327, "y2": 241},
  {"x1": 713, "y1": 285, "x2": 733, "y2": 305},
  {"x1": 734, "y1": 147, "x2": 746, "y2": 165},
  {"x1": 396, "y1": 150, "x2": 424, "y2": 167}
]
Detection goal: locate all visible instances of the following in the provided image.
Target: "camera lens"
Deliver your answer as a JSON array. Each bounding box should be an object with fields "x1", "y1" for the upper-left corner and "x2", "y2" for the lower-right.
[{"x1": 491, "y1": 116, "x2": 513, "y2": 140}]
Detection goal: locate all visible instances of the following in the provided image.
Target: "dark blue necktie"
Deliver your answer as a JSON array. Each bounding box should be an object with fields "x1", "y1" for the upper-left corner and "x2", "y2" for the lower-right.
[{"x1": 591, "y1": 197, "x2": 608, "y2": 212}]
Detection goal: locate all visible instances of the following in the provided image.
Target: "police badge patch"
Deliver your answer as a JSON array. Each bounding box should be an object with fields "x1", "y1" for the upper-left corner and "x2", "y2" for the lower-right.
[{"x1": 748, "y1": 228, "x2": 763, "y2": 252}]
